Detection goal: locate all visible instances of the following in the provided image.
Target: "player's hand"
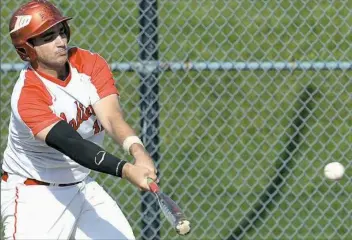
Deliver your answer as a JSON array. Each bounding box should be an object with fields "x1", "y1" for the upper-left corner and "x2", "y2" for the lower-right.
[
  {"x1": 122, "y1": 163, "x2": 157, "y2": 191},
  {"x1": 130, "y1": 145, "x2": 157, "y2": 175}
]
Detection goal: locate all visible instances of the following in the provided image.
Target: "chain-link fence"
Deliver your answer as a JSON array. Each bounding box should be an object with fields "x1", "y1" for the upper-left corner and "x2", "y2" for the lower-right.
[{"x1": 1, "y1": 1, "x2": 351, "y2": 239}]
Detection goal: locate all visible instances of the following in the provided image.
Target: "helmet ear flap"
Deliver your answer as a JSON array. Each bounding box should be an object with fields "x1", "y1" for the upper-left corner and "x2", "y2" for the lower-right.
[
  {"x1": 16, "y1": 42, "x2": 37, "y2": 61},
  {"x1": 16, "y1": 48, "x2": 29, "y2": 61}
]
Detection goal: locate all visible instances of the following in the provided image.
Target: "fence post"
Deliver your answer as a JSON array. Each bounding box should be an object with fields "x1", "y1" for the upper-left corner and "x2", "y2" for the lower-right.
[{"x1": 139, "y1": 1, "x2": 160, "y2": 240}]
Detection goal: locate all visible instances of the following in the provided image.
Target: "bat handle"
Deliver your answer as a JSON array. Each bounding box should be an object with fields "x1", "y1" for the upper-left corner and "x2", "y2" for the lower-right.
[{"x1": 147, "y1": 178, "x2": 160, "y2": 193}]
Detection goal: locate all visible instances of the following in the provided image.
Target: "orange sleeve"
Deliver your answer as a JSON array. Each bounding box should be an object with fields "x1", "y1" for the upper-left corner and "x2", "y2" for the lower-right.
[
  {"x1": 69, "y1": 48, "x2": 119, "y2": 99},
  {"x1": 18, "y1": 82, "x2": 61, "y2": 135},
  {"x1": 90, "y1": 54, "x2": 119, "y2": 99}
]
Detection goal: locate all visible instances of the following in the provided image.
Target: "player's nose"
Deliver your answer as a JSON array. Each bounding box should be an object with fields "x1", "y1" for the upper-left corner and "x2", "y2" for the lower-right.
[{"x1": 54, "y1": 34, "x2": 67, "y2": 46}]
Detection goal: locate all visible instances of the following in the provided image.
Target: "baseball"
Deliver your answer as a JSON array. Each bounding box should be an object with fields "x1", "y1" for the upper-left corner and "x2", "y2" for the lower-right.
[
  {"x1": 324, "y1": 162, "x2": 345, "y2": 180},
  {"x1": 176, "y1": 220, "x2": 191, "y2": 235}
]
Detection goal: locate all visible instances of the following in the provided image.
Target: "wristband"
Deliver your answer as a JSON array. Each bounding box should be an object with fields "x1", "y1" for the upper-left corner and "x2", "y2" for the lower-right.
[{"x1": 123, "y1": 136, "x2": 144, "y2": 155}]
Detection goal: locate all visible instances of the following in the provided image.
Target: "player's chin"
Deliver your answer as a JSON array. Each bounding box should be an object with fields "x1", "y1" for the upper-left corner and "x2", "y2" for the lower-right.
[{"x1": 54, "y1": 55, "x2": 68, "y2": 66}]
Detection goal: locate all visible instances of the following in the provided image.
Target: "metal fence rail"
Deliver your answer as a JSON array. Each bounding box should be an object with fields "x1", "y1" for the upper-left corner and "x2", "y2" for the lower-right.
[
  {"x1": 2, "y1": 61, "x2": 352, "y2": 72},
  {"x1": 1, "y1": 1, "x2": 351, "y2": 240}
]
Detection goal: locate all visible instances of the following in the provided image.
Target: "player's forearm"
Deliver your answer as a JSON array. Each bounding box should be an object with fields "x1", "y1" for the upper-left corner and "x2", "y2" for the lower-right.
[
  {"x1": 104, "y1": 117, "x2": 147, "y2": 157},
  {"x1": 104, "y1": 116, "x2": 137, "y2": 146},
  {"x1": 93, "y1": 95, "x2": 146, "y2": 156},
  {"x1": 45, "y1": 120, "x2": 127, "y2": 177}
]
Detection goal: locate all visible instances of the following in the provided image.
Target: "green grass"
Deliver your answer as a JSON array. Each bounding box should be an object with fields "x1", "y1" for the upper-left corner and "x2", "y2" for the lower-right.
[{"x1": 1, "y1": 1, "x2": 351, "y2": 240}]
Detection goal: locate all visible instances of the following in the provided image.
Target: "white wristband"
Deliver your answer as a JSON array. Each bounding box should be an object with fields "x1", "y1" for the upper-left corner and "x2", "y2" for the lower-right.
[{"x1": 123, "y1": 136, "x2": 144, "y2": 155}]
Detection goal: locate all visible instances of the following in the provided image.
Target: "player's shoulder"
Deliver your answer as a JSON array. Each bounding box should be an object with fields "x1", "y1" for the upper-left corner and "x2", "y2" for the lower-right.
[
  {"x1": 11, "y1": 68, "x2": 49, "y2": 108},
  {"x1": 68, "y1": 47, "x2": 109, "y2": 74},
  {"x1": 13, "y1": 67, "x2": 44, "y2": 92}
]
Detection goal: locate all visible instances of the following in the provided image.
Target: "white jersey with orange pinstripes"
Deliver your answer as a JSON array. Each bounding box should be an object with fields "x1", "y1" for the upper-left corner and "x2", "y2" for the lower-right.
[{"x1": 2, "y1": 47, "x2": 118, "y2": 184}]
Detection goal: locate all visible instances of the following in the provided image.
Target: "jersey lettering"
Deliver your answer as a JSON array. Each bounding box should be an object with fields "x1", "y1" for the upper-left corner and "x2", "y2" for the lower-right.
[
  {"x1": 60, "y1": 101, "x2": 96, "y2": 131},
  {"x1": 93, "y1": 120, "x2": 104, "y2": 134}
]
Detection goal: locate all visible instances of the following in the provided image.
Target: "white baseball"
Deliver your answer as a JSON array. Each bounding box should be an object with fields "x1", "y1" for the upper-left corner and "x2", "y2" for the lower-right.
[
  {"x1": 176, "y1": 220, "x2": 191, "y2": 235},
  {"x1": 324, "y1": 162, "x2": 345, "y2": 180}
]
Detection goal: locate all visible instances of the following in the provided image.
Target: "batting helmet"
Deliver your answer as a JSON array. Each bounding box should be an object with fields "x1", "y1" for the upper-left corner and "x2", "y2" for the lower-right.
[{"x1": 9, "y1": 0, "x2": 72, "y2": 61}]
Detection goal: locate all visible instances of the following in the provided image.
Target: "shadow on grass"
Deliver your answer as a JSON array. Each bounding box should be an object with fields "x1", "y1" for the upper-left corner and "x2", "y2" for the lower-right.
[{"x1": 227, "y1": 85, "x2": 318, "y2": 240}]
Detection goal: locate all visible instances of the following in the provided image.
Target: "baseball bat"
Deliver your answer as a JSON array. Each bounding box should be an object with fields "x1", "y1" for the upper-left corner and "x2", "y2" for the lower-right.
[{"x1": 147, "y1": 178, "x2": 191, "y2": 235}]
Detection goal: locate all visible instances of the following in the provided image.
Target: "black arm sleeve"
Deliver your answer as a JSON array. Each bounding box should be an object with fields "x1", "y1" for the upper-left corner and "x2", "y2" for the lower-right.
[{"x1": 45, "y1": 120, "x2": 127, "y2": 178}]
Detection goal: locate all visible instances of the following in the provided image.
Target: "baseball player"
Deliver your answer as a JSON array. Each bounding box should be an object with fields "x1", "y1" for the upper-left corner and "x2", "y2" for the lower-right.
[{"x1": 1, "y1": 1, "x2": 158, "y2": 239}]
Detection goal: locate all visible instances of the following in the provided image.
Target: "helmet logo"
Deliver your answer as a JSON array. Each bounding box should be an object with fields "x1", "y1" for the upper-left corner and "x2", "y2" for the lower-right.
[{"x1": 10, "y1": 15, "x2": 32, "y2": 33}]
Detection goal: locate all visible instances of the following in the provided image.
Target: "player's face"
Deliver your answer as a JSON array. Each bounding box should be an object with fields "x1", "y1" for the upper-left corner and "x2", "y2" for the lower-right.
[{"x1": 30, "y1": 23, "x2": 68, "y2": 69}]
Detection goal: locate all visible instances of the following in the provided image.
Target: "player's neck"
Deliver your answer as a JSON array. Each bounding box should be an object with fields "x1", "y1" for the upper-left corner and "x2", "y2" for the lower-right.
[{"x1": 32, "y1": 62, "x2": 69, "y2": 81}]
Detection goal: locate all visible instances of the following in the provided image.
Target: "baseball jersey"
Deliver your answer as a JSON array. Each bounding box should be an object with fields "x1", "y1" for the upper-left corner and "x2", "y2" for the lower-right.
[{"x1": 2, "y1": 47, "x2": 118, "y2": 184}]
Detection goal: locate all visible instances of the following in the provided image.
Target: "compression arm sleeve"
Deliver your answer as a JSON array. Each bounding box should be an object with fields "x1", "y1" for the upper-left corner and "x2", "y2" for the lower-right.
[{"x1": 45, "y1": 120, "x2": 127, "y2": 178}]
